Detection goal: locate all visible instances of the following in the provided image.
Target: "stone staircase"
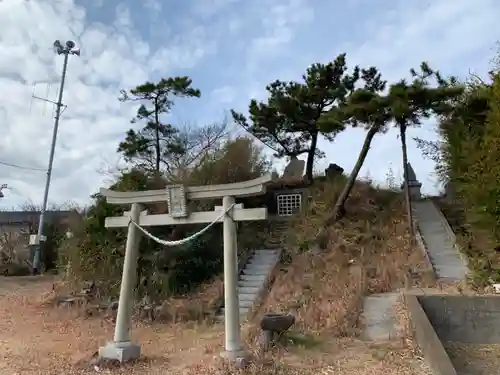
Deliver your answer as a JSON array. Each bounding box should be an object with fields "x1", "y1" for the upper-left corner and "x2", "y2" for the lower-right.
[
  {"x1": 216, "y1": 220, "x2": 288, "y2": 321},
  {"x1": 413, "y1": 199, "x2": 468, "y2": 282}
]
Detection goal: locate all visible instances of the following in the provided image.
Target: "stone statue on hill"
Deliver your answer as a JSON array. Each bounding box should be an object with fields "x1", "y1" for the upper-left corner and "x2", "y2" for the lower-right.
[
  {"x1": 325, "y1": 163, "x2": 344, "y2": 179},
  {"x1": 282, "y1": 156, "x2": 305, "y2": 180}
]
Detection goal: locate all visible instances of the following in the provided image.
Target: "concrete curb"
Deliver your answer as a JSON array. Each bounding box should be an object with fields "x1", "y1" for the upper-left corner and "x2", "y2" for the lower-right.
[
  {"x1": 404, "y1": 293, "x2": 457, "y2": 375},
  {"x1": 414, "y1": 224, "x2": 437, "y2": 279}
]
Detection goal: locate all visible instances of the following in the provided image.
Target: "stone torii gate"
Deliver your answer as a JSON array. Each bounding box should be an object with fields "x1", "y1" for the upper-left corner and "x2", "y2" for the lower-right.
[{"x1": 97, "y1": 174, "x2": 275, "y2": 363}]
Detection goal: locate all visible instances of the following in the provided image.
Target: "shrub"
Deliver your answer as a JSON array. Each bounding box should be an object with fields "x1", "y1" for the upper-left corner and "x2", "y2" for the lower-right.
[{"x1": 431, "y1": 64, "x2": 500, "y2": 286}]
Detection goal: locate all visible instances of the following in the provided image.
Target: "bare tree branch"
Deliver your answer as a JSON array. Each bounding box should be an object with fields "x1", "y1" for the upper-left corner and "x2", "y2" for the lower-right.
[{"x1": 164, "y1": 120, "x2": 229, "y2": 179}]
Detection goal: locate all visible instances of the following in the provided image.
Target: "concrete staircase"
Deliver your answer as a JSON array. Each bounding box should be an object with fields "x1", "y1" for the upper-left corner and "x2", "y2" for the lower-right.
[
  {"x1": 413, "y1": 199, "x2": 468, "y2": 282},
  {"x1": 216, "y1": 221, "x2": 287, "y2": 321},
  {"x1": 216, "y1": 249, "x2": 281, "y2": 320},
  {"x1": 361, "y1": 292, "x2": 401, "y2": 341}
]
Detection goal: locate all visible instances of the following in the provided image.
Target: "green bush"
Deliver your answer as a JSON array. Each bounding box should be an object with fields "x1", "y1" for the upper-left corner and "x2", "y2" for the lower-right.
[
  {"x1": 434, "y1": 66, "x2": 500, "y2": 286},
  {"x1": 465, "y1": 73, "x2": 500, "y2": 239},
  {"x1": 41, "y1": 221, "x2": 67, "y2": 271},
  {"x1": 59, "y1": 137, "x2": 271, "y2": 300}
]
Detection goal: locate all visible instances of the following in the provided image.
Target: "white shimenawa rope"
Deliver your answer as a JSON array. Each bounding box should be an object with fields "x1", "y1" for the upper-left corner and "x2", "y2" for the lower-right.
[{"x1": 128, "y1": 203, "x2": 235, "y2": 247}]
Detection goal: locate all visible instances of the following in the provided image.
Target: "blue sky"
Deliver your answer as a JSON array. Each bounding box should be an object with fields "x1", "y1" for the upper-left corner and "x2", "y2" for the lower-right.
[{"x1": 0, "y1": 0, "x2": 499, "y2": 209}]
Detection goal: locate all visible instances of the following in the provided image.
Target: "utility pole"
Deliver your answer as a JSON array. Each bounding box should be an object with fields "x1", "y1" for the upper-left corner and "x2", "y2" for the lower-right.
[{"x1": 31, "y1": 40, "x2": 80, "y2": 275}]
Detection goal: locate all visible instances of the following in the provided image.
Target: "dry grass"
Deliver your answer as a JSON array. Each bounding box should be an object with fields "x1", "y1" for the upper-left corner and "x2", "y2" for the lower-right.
[
  {"x1": 45, "y1": 273, "x2": 225, "y2": 325},
  {"x1": 292, "y1": 181, "x2": 431, "y2": 289},
  {"x1": 176, "y1": 339, "x2": 434, "y2": 375},
  {"x1": 391, "y1": 293, "x2": 432, "y2": 371},
  {"x1": 254, "y1": 181, "x2": 431, "y2": 335},
  {"x1": 154, "y1": 276, "x2": 224, "y2": 323},
  {"x1": 249, "y1": 255, "x2": 366, "y2": 340},
  {"x1": 235, "y1": 180, "x2": 436, "y2": 373},
  {"x1": 434, "y1": 197, "x2": 500, "y2": 288},
  {"x1": 392, "y1": 295, "x2": 415, "y2": 349}
]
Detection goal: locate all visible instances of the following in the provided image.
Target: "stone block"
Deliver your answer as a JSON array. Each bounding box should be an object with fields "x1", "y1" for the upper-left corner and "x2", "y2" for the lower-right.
[{"x1": 98, "y1": 341, "x2": 140, "y2": 363}]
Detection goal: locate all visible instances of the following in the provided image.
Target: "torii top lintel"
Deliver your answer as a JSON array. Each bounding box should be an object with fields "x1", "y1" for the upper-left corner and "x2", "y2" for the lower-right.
[{"x1": 99, "y1": 173, "x2": 277, "y2": 205}]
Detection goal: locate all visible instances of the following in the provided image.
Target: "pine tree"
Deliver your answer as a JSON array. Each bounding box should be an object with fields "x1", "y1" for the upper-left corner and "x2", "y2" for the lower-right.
[
  {"x1": 232, "y1": 54, "x2": 367, "y2": 182},
  {"x1": 318, "y1": 63, "x2": 463, "y2": 240},
  {"x1": 118, "y1": 77, "x2": 201, "y2": 173}
]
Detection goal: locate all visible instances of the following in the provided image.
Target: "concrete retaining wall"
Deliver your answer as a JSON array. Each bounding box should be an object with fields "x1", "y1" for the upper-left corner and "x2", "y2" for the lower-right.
[
  {"x1": 404, "y1": 294, "x2": 457, "y2": 375},
  {"x1": 417, "y1": 295, "x2": 500, "y2": 344}
]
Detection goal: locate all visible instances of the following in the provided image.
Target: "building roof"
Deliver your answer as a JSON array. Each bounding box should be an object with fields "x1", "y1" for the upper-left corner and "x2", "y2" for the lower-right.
[
  {"x1": 267, "y1": 178, "x2": 310, "y2": 190},
  {"x1": 0, "y1": 211, "x2": 78, "y2": 225}
]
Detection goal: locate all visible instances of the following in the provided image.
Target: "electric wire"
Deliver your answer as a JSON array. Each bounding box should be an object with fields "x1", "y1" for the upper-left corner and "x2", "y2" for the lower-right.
[{"x1": 0, "y1": 160, "x2": 46, "y2": 172}]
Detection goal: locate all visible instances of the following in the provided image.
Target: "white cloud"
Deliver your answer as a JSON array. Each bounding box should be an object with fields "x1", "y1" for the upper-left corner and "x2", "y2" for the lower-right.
[
  {"x1": 91, "y1": 0, "x2": 104, "y2": 8},
  {"x1": 327, "y1": 0, "x2": 500, "y2": 193},
  {"x1": 344, "y1": 0, "x2": 499, "y2": 80},
  {"x1": 143, "y1": 0, "x2": 162, "y2": 13},
  {"x1": 229, "y1": 0, "x2": 500, "y2": 194},
  {"x1": 191, "y1": 0, "x2": 242, "y2": 20},
  {"x1": 210, "y1": 86, "x2": 236, "y2": 104},
  {"x1": 1, "y1": 0, "x2": 499, "y2": 209},
  {"x1": 0, "y1": 0, "x2": 216, "y2": 208},
  {"x1": 149, "y1": 26, "x2": 217, "y2": 73},
  {"x1": 246, "y1": 0, "x2": 314, "y2": 69}
]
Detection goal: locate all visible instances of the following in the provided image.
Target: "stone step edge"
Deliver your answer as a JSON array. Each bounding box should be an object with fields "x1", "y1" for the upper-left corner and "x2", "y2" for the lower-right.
[{"x1": 217, "y1": 248, "x2": 282, "y2": 319}]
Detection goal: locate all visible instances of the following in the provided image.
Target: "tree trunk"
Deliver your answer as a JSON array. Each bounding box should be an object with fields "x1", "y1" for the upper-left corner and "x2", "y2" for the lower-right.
[
  {"x1": 326, "y1": 125, "x2": 379, "y2": 226},
  {"x1": 400, "y1": 124, "x2": 414, "y2": 236},
  {"x1": 154, "y1": 100, "x2": 161, "y2": 173},
  {"x1": 315, "y1": 125, "x2": 379, "y2": 250},
  {"x1": 305, "y1": 131, "x2": 318, "y2": 183}
]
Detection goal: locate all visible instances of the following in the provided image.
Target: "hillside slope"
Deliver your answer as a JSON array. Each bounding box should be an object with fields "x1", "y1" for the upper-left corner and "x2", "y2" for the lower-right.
[{"x1": 236, "y1": 179, "x2": 434, "y2": 374}]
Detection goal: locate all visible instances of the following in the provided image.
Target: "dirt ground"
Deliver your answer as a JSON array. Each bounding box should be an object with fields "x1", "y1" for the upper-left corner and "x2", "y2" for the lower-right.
[
  {"x1": 0, "y1": 276, "x2": 437, "y2": 375},
  {"x1": 444, "y1": 342, "x2": 500, "y2": 375},
  {"x1": 0, "y1": 276, "x2": 225, "y2": 375}
]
